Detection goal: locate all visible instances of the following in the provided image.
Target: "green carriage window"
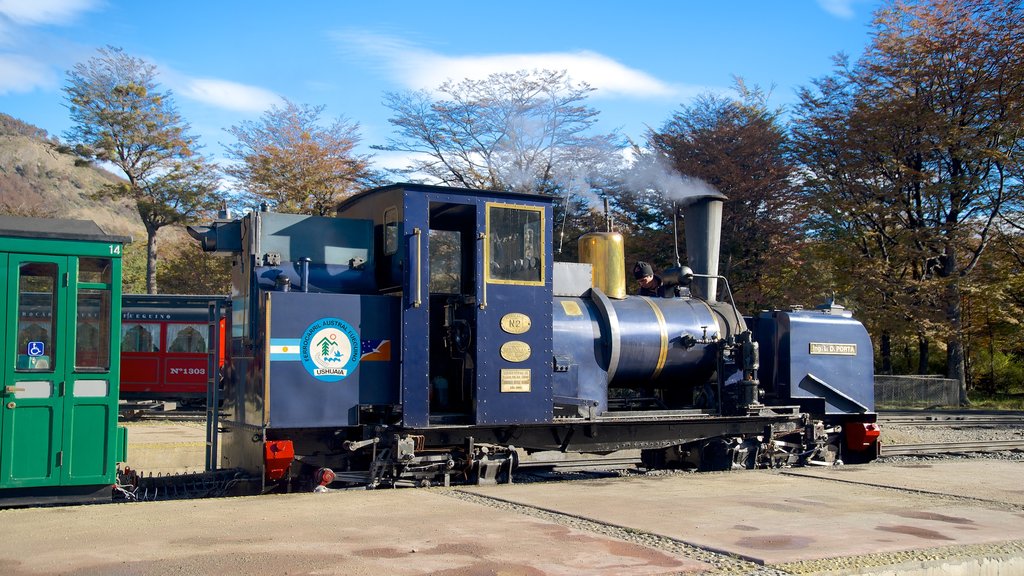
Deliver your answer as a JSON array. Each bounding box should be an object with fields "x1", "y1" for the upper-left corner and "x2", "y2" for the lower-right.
[
  {"x1": 79, "y1": 258, "x2": 112, "y2": 284},
  {"x1": 76, "y1": 289, "x2": 111, "y2": 371},
  {"x1": 16, "y1": 263, "x2": 57, "y2": 372},
  {"x1": 487, "y1": 204, "x2": 543, "y2": 285}
]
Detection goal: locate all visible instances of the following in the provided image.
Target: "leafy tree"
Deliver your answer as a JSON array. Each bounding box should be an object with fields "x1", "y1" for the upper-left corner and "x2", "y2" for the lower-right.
[
  {"x1": 647, "y1": 82, "x2": 804, "y2": 310},
  {"x1": 965, "y1": 231, "x2": 1024, "y2": 395},
  {"x1": 120, "y1": 242, "x2": 148, "y2": 294},
  {"x1": 157, "y1": 240, "x2": 231, "y2": 295},
  {"x1": 791, "y1": 0, "x2": 1024, "y2": 403},
  {"x1": 63, "y1": 46, "x2": 221, "y2": 294},
  {"x1": 224, "y1": 99, "x2": 373, "y2": 216},
  {"x1": 378, "y1": 69, "x2": 624, "y2": 197}
]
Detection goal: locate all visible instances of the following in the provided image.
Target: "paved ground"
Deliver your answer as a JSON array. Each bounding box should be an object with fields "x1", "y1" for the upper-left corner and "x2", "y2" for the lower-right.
[
  {"x1": 784, "y1": 459, "x2": 1024, "y2": 505},
  {"x1": 1, "y1": 422, "x2": 1021, "y2": 575},
  {"x1": 0, "y1": 489, "x2": 707, "y2": 576},
  {"x1": 469, "y1": 462, "x2": 1024, "y2": 567}
]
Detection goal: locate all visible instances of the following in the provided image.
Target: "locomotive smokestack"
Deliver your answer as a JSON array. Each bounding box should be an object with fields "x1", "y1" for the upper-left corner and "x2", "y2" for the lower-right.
[{"x1": 682, "y1": 193, "x2": 726, "y2": 302}]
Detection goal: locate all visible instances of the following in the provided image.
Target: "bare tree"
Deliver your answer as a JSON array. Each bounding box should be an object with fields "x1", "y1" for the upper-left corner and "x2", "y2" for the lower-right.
[{"x1": 378, "y1": 69, "x2": 624, "y2": 196}]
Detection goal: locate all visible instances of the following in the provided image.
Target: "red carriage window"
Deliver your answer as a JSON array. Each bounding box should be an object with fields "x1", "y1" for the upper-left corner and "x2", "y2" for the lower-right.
[
  {"x1": 167, "y1": 324, "x2": 207, "y2": 353},
  {"x1": 121, "y1": 323, "x2": 160, "y2": 352}
]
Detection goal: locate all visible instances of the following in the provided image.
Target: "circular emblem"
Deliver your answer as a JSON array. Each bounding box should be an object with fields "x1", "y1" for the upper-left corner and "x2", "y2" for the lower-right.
[{"x1": 300, "y1": 317, "x2": 360, "y2": 382}]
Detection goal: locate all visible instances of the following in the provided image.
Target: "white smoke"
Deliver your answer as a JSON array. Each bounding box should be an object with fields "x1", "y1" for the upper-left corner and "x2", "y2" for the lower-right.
[{"x1": 622, "y1": 153, "x2": 722, "y2": 204}]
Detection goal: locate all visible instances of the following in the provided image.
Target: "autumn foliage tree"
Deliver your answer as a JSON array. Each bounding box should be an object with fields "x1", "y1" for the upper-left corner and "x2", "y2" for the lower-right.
[
  {"x1": 157, "y1": 241, "x2": 231, "y2": 295},
  {"x1": 64, "y1": 46, "x2": 221, "y2": 294},
  {"x1": 647, "y1": 82, "x2": 804, "y2": 310},
  {"x1": 791, "y1": 0, "x2": 1024, "y2": 403},
  {"x1": 225, "y1": 99, "x2": 373, "y2": 216}
]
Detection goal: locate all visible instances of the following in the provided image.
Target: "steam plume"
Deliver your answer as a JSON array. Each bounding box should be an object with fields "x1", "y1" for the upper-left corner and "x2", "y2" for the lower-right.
[{"x1": 622, "y1": 154, "x2": 722, "y2": 204}]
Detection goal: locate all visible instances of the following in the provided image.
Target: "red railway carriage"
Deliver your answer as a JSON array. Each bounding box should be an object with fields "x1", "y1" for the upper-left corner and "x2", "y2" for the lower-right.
[{"x1": 119, "y1": 295, "x2": 228, "y2": 405}]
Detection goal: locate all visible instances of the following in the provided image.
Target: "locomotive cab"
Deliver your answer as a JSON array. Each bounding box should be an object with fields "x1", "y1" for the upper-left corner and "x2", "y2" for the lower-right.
[{"x1": 336, "y1": 184, "x2": 554, "y2": 428}]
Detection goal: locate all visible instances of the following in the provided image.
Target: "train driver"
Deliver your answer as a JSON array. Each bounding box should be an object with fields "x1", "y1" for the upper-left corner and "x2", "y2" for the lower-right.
[{"x1": 633, "y1": 261, "x2": 665, "y2": 297}]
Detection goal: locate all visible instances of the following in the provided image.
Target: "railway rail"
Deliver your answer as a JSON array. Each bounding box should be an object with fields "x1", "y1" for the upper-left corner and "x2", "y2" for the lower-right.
[
  {"x1": 881, "y1": 439, "x2": 1024, "y2": 457},
  {"x1": 879, "y1": 410, "x2": 1024, "y2": 427},
  {"x1": 878, "y1": 410, "x2": 1024, "y2": 457}
]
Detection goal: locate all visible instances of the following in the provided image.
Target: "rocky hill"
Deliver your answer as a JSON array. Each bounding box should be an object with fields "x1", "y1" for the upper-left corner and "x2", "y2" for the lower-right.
[{"x1": 0, "y1": 112, "x2": 142, "y2": 237}]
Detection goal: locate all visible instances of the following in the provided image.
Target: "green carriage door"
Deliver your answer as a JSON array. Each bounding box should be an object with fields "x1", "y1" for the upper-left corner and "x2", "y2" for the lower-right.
[
  {"x1": 1, "y1": 256, "x2": 69, "y2": 488},
  {"x1": 63, "y1": 256, "x2": 117, "y2": 486}
]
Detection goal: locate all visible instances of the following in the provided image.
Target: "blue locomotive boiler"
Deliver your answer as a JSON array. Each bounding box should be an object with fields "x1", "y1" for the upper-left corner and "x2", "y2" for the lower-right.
[{"x1": 189, "y1": 183, "x2": 878, "y2": 491}]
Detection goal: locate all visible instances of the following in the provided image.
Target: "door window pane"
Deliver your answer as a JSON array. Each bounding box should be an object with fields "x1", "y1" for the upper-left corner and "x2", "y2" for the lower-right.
[
  {"x1": 76, "y1": 289, "x2": 111, "y2": 370},
  {"x1": 16, "y1": 263, "x2": 57, "y2": 372},
  {"x1": 429, "y1": 230, "x2": 461, "y2": 293},
  {"x1": 79, "y1": 258, "x2": 112, "y2": 284}
]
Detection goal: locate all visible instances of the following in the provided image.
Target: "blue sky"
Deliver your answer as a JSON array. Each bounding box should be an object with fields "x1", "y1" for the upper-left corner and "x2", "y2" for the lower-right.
[{"x1": 0, "y1": 0, "x2": 881, "y2": 172}]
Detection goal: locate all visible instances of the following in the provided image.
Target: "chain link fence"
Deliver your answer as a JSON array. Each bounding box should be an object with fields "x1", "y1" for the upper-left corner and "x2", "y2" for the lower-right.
[{"x1": 874, "y1": 375, "x2": 959, "y2": 408}]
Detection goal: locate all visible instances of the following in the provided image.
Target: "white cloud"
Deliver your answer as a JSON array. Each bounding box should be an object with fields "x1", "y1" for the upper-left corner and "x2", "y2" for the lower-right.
[
  {"x1": 0, "y1": 0, "x2": 101, "y2": 26},
  {"x1": 333, "y1": 31, "x2": 685, "y2": 100},
  {"x1": 372, "y1": 149, "x2": 430, "y2": 172},
  {"x1": 178, "y1": 78, "x2": 280, "y2": 113},
  {"x1": 817, "y1": 0, "x2": 857, "y2": 19},
  {"x1": 0, "y1": 53, "x2": 54, "y2": 94}
]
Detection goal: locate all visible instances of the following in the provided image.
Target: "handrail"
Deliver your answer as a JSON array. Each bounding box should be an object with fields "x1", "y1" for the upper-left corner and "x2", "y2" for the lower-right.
[
  {"x1": 478, "y1": 231, "x2": 487, "y2": 310},
  {"x1": 413, "y1": 228, "x2": 422, "y2": 308}
]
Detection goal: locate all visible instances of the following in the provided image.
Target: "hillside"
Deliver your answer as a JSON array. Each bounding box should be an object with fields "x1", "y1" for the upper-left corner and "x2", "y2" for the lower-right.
[{"x1": 0, "y1": 112, "x2": 142, "y2": 237}]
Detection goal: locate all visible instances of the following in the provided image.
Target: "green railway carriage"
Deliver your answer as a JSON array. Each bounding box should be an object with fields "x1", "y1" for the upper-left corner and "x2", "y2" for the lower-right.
[{"x1": 0, "y1": 215, "x2": 130, "y2": 506}]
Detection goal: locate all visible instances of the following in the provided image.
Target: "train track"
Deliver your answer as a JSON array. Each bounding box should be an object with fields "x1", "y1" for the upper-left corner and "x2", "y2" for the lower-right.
[
  {"x1": 878, "y1": 410, "x2": 1024, "y2": 457},
  {"x1": 881, "y1": 439, "x2": 1024, "y2": 456},
  {"x1": 879, "y1": 411, "x2": 1024, "y2": 426},
  {"x1": 516, "y1": 454, "x2": 643, "y2": 474},
  {"x1": 120, "y1": 410, "x2": 207, "y2": 422}
]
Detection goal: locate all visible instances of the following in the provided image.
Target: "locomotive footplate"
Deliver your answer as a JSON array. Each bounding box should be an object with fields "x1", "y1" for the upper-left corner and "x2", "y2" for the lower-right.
[
  {"x1": 415, "y1": 406, "x2": 805, "y2": 452},
  {"x1": 400, "y1": 406, "x2": 820, "y2": 475},
  {"x1": 269, "y1": 408, "x2": 823, "y2": 491}
]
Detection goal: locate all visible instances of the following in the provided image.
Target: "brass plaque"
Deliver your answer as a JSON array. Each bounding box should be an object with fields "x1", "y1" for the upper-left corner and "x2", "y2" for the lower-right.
[
  {"x1": 560, "y1": 300, "x2": 583, "y2": 316},
  {"x1": 809, "y1": 342, "x2": 857, "y2": 356},
  {"x1": 500, "y1": 369, "x2": 531, "y2": 392},
  {"x1": 500, "y1": 340, "x2": 531, "y2": 363},
  {"x1": 500, "y1": 313, "x2": 532, "y2": 334}
]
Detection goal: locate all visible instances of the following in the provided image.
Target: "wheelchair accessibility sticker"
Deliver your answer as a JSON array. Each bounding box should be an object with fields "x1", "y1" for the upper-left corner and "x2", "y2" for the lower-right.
[
  {"x1": 27, "y1": 341, "x2": 45, "y2": 357},
  {"x1": 300, "y1": 318, "x2": 360, "y2": 382}
]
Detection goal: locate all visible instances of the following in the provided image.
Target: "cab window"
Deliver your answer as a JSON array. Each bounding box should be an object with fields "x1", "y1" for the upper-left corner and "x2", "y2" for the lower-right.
[{"x1": 486, "y1": 204, "x2": 543, "y2": 285}]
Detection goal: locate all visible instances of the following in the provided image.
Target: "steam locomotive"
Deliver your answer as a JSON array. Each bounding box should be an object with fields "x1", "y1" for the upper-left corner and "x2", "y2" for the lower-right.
[{"x1": 189, "y1": 183, "x2": 878, "y2": 492}]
